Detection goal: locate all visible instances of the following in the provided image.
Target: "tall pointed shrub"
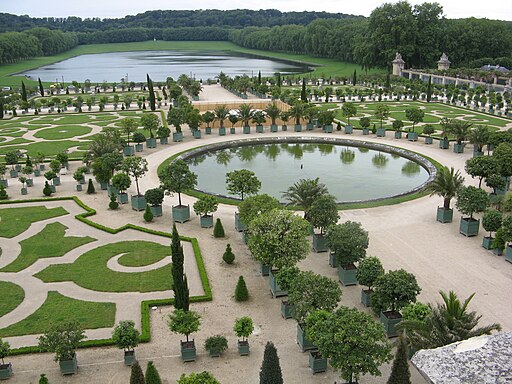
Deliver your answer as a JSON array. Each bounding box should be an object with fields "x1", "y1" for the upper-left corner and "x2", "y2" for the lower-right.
[
  {"x1": 259, "y1": 341, "x2": 283, "y2": 384},
  {"x1": 213, "y1": 218, "x2": 225, "y2": 238},
  {"x1": 171, "y1": 225, "x2": 189, "y2": 311},
  {"x1": 387, "y1": 335, "x2": 411, "y2": 384},
  {"x1": 235, "y1": 276, "x2": 249, "y2": 302},
  {"x1": 145, "y1": 361, "x2": 162, "y2": 384},
  {"x1": 130, "y1": 361, "x2": 145, "y2": 384}
]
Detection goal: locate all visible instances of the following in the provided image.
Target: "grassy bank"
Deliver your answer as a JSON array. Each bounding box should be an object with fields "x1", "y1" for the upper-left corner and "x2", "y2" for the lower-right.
[{"x1": 0, "y1": 41, "x2": 385, "y2": 88}]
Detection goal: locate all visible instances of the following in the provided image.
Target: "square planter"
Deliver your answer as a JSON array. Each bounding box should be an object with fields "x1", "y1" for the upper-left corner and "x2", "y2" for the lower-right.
[
  {"x1": 107, "y1": 185, "x2": 118, "y2": 196},
  {"x1": 376, "y1": 128, "x2": 386, "y2": 137},
  {"x1": 124, "y1": 350, "x2": 136, "y2": 366},
  {"x1": 26, "y1": 179, "x2": 33, "y2": 187},
  {"x1": 324, "y1": 124, "x2": 333, "y2": 133},
  {"x1": 193, "y1": 130, "x2": 201, "y2": 139},
  {"x1": 180, "y1": 340, "x2": 196, "y2": 362},
  {"x1": 39, "y1": 164, "x2": 46, "y2": 171},
  {"x1": 160, "y1": 137, "x2": 169, "y2": 144},
  {"x1": 10, "y1": 170, "x2": 18, "y2": 178},
  {"x1": 0, "y1": 180, "x2": 8, "y2": 187},
  {"x1": 328, "y1": 252, "x2": 338, "y2": 268},
  {"x1": 256, "y1": 125, "x2": 264, "y2": 133},
  {"x1": 50, "y1": 185, "x2": 56, "y2": 193},
  {"x1": 135, "y1": 143, "x2": 144, "y2": 152},
  {"x1": 173, "y1": 132, "x2": 183, "y2": 142},
  {"x1": 237, "y1": 340, "x2": 250, "y2": 356},
  {"x1": 200, "y1": 215, "x2": 214, "y2": 228},
  {"x1": 345, "y1": 125, "x2": 353, "y2": 134},
  {"x1": 52, "y1": 177, "x2": 61, "y2": 186},
  {"x1": 459, "y1": 217, "x2": 479, "y2": 237},
  {"x1": 297, "y1": 323, "x2": 316, "y2": 352},
  {"x1": 281, "y1": 125, "x2": 288, "y2": 131},
  {"x1": 172, "y1": 205, "x2": 191, "y2": 223},
  {"x1": 230, "y1": 127, "x2": 236, "y2": 134},
  {"x1": 473, "y1": 146, "x2": 484, "y2": 157},
  {"x1": 259, "y1": 262, "x2": 271, "y2": 276},
  {"x1": 407, "y1": 132, "x2": 418, "y2": 141},
  {"x1": 361, "y1": 289, "x2": 372, "y2": 307},
  {"x1": 76, "y1": 184, "x2": 82, "y2": 192},
  {"x1": 436, "y1": 207, "x2": 453, "y2": 223},
  {"x1": 309, "y1": 351, "x2": 327, "y2": 374},
  {"x1": 482, "y1": 236, "x2": 494, "y2": 250},
  {"x1": 0, "y1": 363, "x2": 13, "y2": 379},
  {"x1": 15, "y1": 165, "x2": 22, "y2": 172},
  {"x1": 306, "y1": 123, "x2": 314, "y2": 130},
  {"x1": 150, "y1": 205, "x2": 163, "y2": 217},
  {"x1": 506, "y1": 245, "x2": 512, "y2": 263},
  {"x1": 281, "y1": 301, "x2": 293, "y2": 319},
  {"x1": 59, "y1": 354, "x2": 78, "y2": 375},
  {"x1": 394, "y1": 131, "x2": 402, "y2": 139},
  {"x1": 270, "y1": 124, "x2": 278, "y2": 132},
  {"x1": 235, "y1": 212, "x2": 247, "y2": 232},
  {"x1": 453, "y1": 143, "x2": 464, "y2": 153},
  {"x1": 21, "y1": 187, "x2": 27, "y2": 195},
  {"x1": 439, "y1": 139, "x2": 449, "y2": 149},
  {"x1": 243, "y1": 126, "x2": 251, "y2": 134},
  {"x1": 123, "y1": 146, "x2": 135, "y2": 156},
  {"x1": 205, "y1": 127, "x2": 212, "y2": 134},
  {"x1": 294, "y1": 124, "x2": 302, "y2": 132},
  {"x1": 34, "y1": 169, "x2": 41, "y2": 177},
  {"x1": 312, "y1": 234, "x2": 328, "y2": 253},
  {"x1": 269, "y1": 269, "x2": 287, "y2": 298},
  {"x1": 337, "y1": 264, "x2": 358, "y2": 286},
  {"x1": 118, "y1": 192, "x2": 129, "y2": 204},
  {"x1": 493, "y1": 247, "x2": 504, "y2": 256},
  {"x1": 363, "y1": 128, "x2": 370, "y2": 135},
  {"x1": 380, "y1": 311, "x2": 402, "y2": 338},
  {"x1": 219, "y1": 127, "x2": 226, "y2": 136},
  {"x1": 131, "y1": 195, "x2": 146, "y2": 211}
]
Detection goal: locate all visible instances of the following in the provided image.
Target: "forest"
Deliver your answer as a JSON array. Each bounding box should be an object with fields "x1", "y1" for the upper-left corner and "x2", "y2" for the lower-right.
[{"x1": 0, "y1": 3, "x2": 511, "y2": 70}]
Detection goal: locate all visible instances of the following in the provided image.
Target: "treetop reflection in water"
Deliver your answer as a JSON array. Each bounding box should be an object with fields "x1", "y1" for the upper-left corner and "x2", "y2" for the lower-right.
[{"x1": 184, "y1": 143, "x2": 429, "y2": 202}]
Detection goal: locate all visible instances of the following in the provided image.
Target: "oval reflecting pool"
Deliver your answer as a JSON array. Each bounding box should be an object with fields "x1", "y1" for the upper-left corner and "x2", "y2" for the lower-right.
[{"x1": 183, "y1": 141, "x2": 431, "y2": 203}]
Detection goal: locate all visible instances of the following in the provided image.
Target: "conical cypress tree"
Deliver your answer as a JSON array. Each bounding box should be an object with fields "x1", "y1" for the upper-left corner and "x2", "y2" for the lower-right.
[
  {"x1": 143, "y1": 204, "x2": 154, "y2": 222},
  {"x1": 145, "y1": 361, "x2": 162, "y2": 384},
  {"x1": 87, "y1": 179, "x2": 95, "y2": 194},
  {"x1": 301, "y1": 78, "x2": 307, "y2": 102},
  {"x1": 426, "y1": 76, "x2": 432, "y2": 103},
  {"x1": 21, "y1": 81, "x2": 27, "y2": 102},
  {"x1": 235, "y1": 276, "x2": 249, "y2": 302},
  {"x1": 259, "y1": 341, "x2": 283, "y2": 384},
  {"x1": 171, "y1": 225, "x2": 188, "y2": 310},
  {"x1": 387, "y1": 334, "x2": 411, "y2": 384},
  {"x1": 130, "y1": 361, "x2": 145, "y2": 384},
  {"x1": 147, "y1": 74, "x2": 156, "y2": 111},
  {"x1": 38, "y1": 78, "x2": 44, "y2": 97},
  {"x1": 213, "y1": 218, "x2": 225, "y2": 238}
]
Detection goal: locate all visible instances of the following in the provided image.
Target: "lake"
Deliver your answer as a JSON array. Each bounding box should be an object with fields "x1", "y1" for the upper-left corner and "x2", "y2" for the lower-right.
[{"x1": 18, "y1": 50, "x2": 312, "y2": 83}]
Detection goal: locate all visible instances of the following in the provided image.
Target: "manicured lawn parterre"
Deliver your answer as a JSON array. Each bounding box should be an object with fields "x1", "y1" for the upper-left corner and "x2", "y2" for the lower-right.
[
  {"x1": 0, "y1": 281, "x2": 25, "y2": 318},
  {"x1": 33, "y1": 125, "x2": 92, "y2": 140},
  {"x1": 0, "y1": 206, "x2": 67, "y2": 238},
  {"x1": 0, "y1": 291, "x2": 116, "y2": 337},
  {"x1": 1, "y1": 222, "x2": 96, "y2": 272}
]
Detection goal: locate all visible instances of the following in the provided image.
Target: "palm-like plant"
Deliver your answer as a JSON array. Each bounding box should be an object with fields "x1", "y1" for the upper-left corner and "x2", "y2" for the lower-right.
[
  {"x1": 289, "y1": 102, "x2": 305, "y2": 125},
  {"x1": 237, "y1": 104, "x2": 254, "y2": 127},
  {"x1": 214, "y1": 105, "x2": 230, "y2": 129},
  {"x1": 264, "y1": 102, "x2": 281, "y2": 126},
  {"x1": 448, "y1": 119, "x2": 472, "y2": 145},
  {"x1": 468, "y1": 125, "x2": 490, "y2": 153},
  {"x1": 429, "y1": 166, "x2": 465, "y2": 210},
  {"x1": 398, "y1": 290, "x2": 501, "y2": 350},
  {"x1": 282, "y1": 178, "x2": 328, "y2": 219}
]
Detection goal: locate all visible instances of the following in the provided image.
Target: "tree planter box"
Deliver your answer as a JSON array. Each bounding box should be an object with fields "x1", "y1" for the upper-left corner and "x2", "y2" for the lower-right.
[
  {"x1": 493, "y1": 248, "x2": 504, "y2": 256},
  {"x1": 21, "y1": 187, "x2": 27, "y2": 195},
  {"x1": 459, "y1": 217, "x2": 479, "y2": 237},
  {"x1": 230, "y1": 127, "x2": 236, "y2": 134},
  {"x1": 15, "y1": 165, "x2": 22, "y2": 172},
  {"x1": 150, "y1": 205, "x2": 163, "y2": 217},
  {"x1": 506, "y1": 245, "x2": 512, "y2": 263},
  {"x1": 306, "y1": 123, "x2": 314, "y2": 130},
  {"x1": 243, "y1": 126, "x2": 251, "y2": 134},
  {"x1": 208, "y1": 349, "x2": 222, "y2": 358},
  {"x1": 309, "y1": 351, "x2": 327, "y2": 374},
  {"x1": 59, "y1": 354, "x2": 78, "y2": 375},
  {"x1": 482, "y1": 236, "x2": 494, "y2": 250},
  {"x1": 473, "y1": 146, "x2": 483, "y2": 157},
  {"x1": 193, "y1": 130, "x2": 201, "y2": 139},
  {"x1": 124, "y1": 350, "x2": 136, "y2": 366},
  {"x1": 146, "y1": 138, "x2": 157, "y2": 148},
  {"x1": 453, "y1": 143, "x2": 464, "y2": 153},
  {"x1": 135, "y1": 143, "x2": 144, "y2": 152},
  {"x1": 407, "y1": 132, "x2": 418, "y2": 141},
  {"x1": 118, "y1": 192, "x2": 129, "y2": 204},
  {"x1": 0, "y1": 363, "x2": 13, "y2": 379},
  {"x1": 0, "y1": 179, "x2": 8, "y2": 187},
  {"x1": 345, "y1": 125, "x2": 353, "y2": 134},
  {"x1": 172, "y1": 205, "x2": 190, "y2": 223},
  {"x1": 324, "y1": 124, "x2": 333, "y2": 133},
  {"x1": 338, "y1": 264, "x2": 358, "y2": 286},
  {"x1": 281, "y1": 301, "x2": 293, "y2": 319},
  {"x1": 297, "y1": 323, "x2": 316, "y2": 352},
  {"x1": 52, "y1": 177, "x2": 61, "y2": 186},
  {"x1": 425, "y1": 136, "x2": 433, "y2": 144},
  {"x1": 219, "y1": 127, "x2": 226, "y2": 136},
  {"x1": 107, "y1": 185, "x2": 118, "y2": 196},
  {"x1": 131, "y1": 195, "x2": 146, "y2": 211},
  {"x1": 123, "y1": 146, "x2": 135, "y2": 156},
  {"x1": 9, "y1": 170, "x2": 18, "y2": 178},
  {"x1": 34, "y1": 169, "x2": 41, "y2": 177},
  {"x1": 281, "y1": 125, "x2": 288, "y2": 131},
  {"x1": 237, "y1": 340, "x2": 250, "y2": 356},
  {"x1": 26, "y1": 179, "x2": 33, "y2": 187},
  {"x1": 361, "y1": 289, "x2": 372, "y2": 307},
  {"x1": 380, "y1": 311, "x2": 402, "y2": 338},
  {"x1": 76, "y1": 184, "x2": 82, "y2": 192},
  {"x1": 39, "y1": 164, "x2": 46, "y2": 171},
  {"x1": 50, "y1": 185, "x2": 56, "y2": 193},
  {"x1": 270, "y1": 124, "x2": 278, "y2": 132},
  {"x1": 256, "y1": 125, "x2": 264, "y2": 133},
  {"x1": 312, "y1": 234, "x2": 328, "y2": 253},
  {"x1": 235, "y1": 212, "x2": 247, "y2": 232},
  {"x1": 269, "y1": 269, "x2": 287, "y2": 298},
  {"x1": 328, "y1": 252, "x2": 338, "y2": 268},
  {"x1": 200, "y1": 215, "x2": 214, "y2": 228},
  {"x1": 259, "y1": 262, "x2": 270, "y2": 276},
  {"x1": 160, "y1": 137, "x2": 169, "y2": 144},
  {"x1": 180, "y1": 340, "x2": 196, "y2": 362},
  {"x1": 363, "y1": 128, "x2": 370, "y2": 135},
  {"x1": 173, "y1": 132, "x2": 183, "y2": 142},
  {"x1": 205, "y1": 127, "x2": 212, "y2": 134},
  {"x1": 437, "y1": 207, "x2": 453, "y2": 223},
  {"x1": 294, "y1": 124, "x2": 302, "y2": 132},
  {"x1": 394, "y1": 131, "x2": 402, "y2": 139},
  {"x1": 439, "y1": 139, "x2": 449, "y2": 149},
  {"x1": 376, "y1": 128, "x2": 386, "y2": 137}
]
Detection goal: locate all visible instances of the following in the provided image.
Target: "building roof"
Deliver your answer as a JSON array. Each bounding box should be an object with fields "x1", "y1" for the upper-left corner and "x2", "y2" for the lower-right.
[{"x1": 480, "y1": 64, "x2": 510, "y2": 73}]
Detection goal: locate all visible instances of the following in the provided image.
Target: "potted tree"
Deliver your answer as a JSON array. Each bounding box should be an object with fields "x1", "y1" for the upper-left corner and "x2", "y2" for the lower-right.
[
  {"x1": 371, "y1": 269, "x2": 421, "y2": 337},
  {"x1": 141, "y1": 113, "x2": 159, "y2": 148},
  {"x1": 132, "y1": 132, "x2": 146, "y2": 152},
  {"x1": 341, "y1": 102, "x2": 357, "y2": 133},
  {"x1": 304, "y1": 104, "x2": 319, "y2": 131},
  {"x1": 214, "y1": 105, "x2": 229, "y2": 136},
  {"x1": 233, "y1": 316, "x2": 254, "y2": 356},
  {"x1": 226, "y1": 169, "x2": 261, "y2": 231},
  {"x1": 19, "y1": 176, "x2": 27, "y2": 195},
  {"x1": 482, "y1": 209, "x2": 502, "y2": 250},
  {"x1": 168, "y1": 309, "x2": 201, "y2": 362},
  {"x1": 22, "y1": 165, "x2": 33, "y2": 187},
  {"x1": 187, "y1": 108, "x2": 203, "y2": 139},
  {"x1": 429, "y1": 167, "x2": 465, "y2": 223},
  {"x1": 264, "y1": 102, "x2": 281, "y2": 132},
  {"x1": 438, "y1": 117, "x2": 450, "y2": 149},
  {"x1": 193, "y1": 195, "x2": 219, "y2": 228},
  {"x1": 35, "y1": 152, "x2": 46, "y2": 172},
  {"x1": 111, "y1": 172, "x2": 131, "y2": 204},
  {"x1": 493, "y1": 227, "x2": 506, "y2": 256},
  {"x1": 119, "y1": 117, "x2": 137, "y2": 156},
  {"x1": 405, "y1": 106, "x2": 424, "y2": 141},
  {"x1": 356, "y1": 256, "x2": 384, "y2": 307},
  {"x1": 44, "y1": 171, "x2": 57, "y2": 193},
  {"x1": 289, "y1": 102, "x2": 305, "y2": 132},
  {"x1": 326, "y1": 221, "x2": 369, "y2": 286},
  {"x1": 500, "y1": 215, "x2": 512, "y2": 262},
  {"x1": 469, "y1": 125, "x2": 490, "y2": 157},
  {"x1": 204, "y1": 335, "x2": 228, "y2": 357},
  {"x1": 157, "y1": 125, "x2": 171, "y2": 145},
  {"x1": 158, "y1": 160, "x2": 197, "y2": 223},
  {"x1": 360, "y1": 116, "x2": 371, "y2": 135},
  {"x1": 73, "y1": 169, "x2": 86, "y2": 191},
  {"x1": 49, "y1": 159, "x2": 62, "y2": 186},
  {"x1": 228, "y1": 113, "x2": 239, "y2": 134},
  {"x1": 392, "y1": 120, "x2": 404, "y2": 139},
  {"x1": 449, "y1": 120, "x2": 472, "y2": 153},
  {"x1": 0, "y1": 339, "x2": 12, "y2": 379},
  {"x1": 237, "y1": 103, "x2": 254, "y2": 134},
  {"x1": 168, "y1": 107, "x2": 185, "y2": 142},
  {"x1": 456, "y1": 185, "x2": 489, "y2": 237},
  {"x1": 144, "y1": 187, "x2": 165, "y2": 217},
  {"x1": 252, "y1": 110, "x2": 266, "y2": 133},
  {"x1": 318, "y1": 110, "x2": 335, "y2": 133},
  {"x1": 5, "y1": 151, "x2": 21, "y2": 178},
  {"x1": 202, "y1": 111, "x2": 215, "y2": 134},
  {"x1": 122, "y1": 157, "x2": 148, "y2": 211},
  {"x1": 112, "y1": 320, "x2": 140, "y2": 366},
  {"x1": 422, "y1": 124, "x2": 435, "y2": 144},
  {"x1": 0, "y1": 164, "x2": 7, "y2": 188},
  {"x1": 375, "y1": 104, "x2": 390, "y2": 137},
  {"x1": 38, "y1": 321, "x2": 86, "y2": 375},
  {"x1": 275, "y1": 267, "x2": 300, "y2": 318},
  {"x1": 307, "y1": 194, "x2": 339, "y2": 253},
  {"x1": 280, "y1": 111, "x2": 290, "y2": 131}
]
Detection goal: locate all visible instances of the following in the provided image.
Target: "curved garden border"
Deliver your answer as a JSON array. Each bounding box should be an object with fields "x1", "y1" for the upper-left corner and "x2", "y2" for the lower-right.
[{"x1": 172, "y1": 136, "x2": 438, "y2": 205}]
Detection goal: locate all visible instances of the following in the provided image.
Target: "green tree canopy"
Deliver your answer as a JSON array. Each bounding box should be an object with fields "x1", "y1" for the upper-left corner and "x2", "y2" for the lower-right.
[
  {"x1": 372, "y1": 269, "x2": 421, "y2": 314},
  {"x1": 226, "y1": 169, "x2": 261, "y2": 200},
  {"x1": 326, "y1": 221, "x2": 369, "y2": 266},
  {"x1": 158, "y1": 160, "x2": 197, "y2": 206},
  {"x1": 307, "y1": 194, "x2": 339, "y2": 234},
  {"x1": 282, "y1": 177, "x2": 328, "y2": 220}
]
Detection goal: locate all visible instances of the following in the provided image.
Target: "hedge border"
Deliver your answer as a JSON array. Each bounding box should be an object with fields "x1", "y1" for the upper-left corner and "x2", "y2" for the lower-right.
[{"x1": 0, "y1": 196, "x2": 212, "y2": 354}]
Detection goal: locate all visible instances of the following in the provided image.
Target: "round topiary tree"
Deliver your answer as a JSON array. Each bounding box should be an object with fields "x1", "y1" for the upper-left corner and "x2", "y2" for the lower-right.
[
  {"x1": 112, "y1": 320, "x2": 140, "y2": 364},
  {"x1": 223, "y1": 244, "x2": 235, "y2": 264},
  {"x1": 482, "y1": 209, "x2": 503, "y2": 241},
  {"x1": 356, "y1": 256, "x2": 385, "y2": 307},
  {"x1": 456, "y1": 185, "x2": 489, "y2": 236}
]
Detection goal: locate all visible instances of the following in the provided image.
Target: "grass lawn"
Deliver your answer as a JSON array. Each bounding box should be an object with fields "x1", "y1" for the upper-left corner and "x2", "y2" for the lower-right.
[
  {"x1": 0, "y1": 140, "x2": 89, "y2": 157},
  {"x1": 0, "y1": 291, "x2": 115, "y2": 337},
  {"x1": 0, "y1": 281, "x2": 25, "y2": 318},
  {"x1": 35, "y1": 241, "x2": 172, "y2": 292},
  {"x1": 31, "y1": 115, "x2": 94, "y2": 125},
  {"x1": 1, "y1": 222, "x2": 96, "y2": 272},
  {"x1": 33, "y1": 125, "x2": 92, "y2": 140},
  {"x1": 0, "y1": 206, "x2": 68, "y2": 238}
]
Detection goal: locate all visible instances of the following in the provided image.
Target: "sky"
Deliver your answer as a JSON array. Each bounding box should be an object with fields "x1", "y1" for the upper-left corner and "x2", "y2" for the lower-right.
[{"x1": 2, "y1": 0, "x2": 511, "y2": 21}]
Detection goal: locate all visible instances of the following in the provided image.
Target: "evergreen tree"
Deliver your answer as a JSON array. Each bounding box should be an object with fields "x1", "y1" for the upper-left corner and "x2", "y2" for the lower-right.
[
  {"x1": 426, "y1": 76, "x2": 432, "y2": 103},
  {"x1": 352, "y1": 69, "x2": 357, "y2": 86},
  {"x1": 43, "y1": 181, "x2": 52, "y2": 196},
  {"x1": 213, "y1": 218, "x2": 225, "y2": 238},
  {"x1": 223, "y1": 244, "x2": 235, "y2": 264},
  {"x1": 21, "y1": 81, "x2": 27, "y2": 102},
  {"x1": 38, "y1": 374, "x2": 49, "y2": 384},
  {"x1": 130, "y1": 361, "x2": 145, "y2": 384},
  {"x1": 257, "y1": 70, "x2": 262, "y2": 85},
  {"x1": 38, "y1": 77, "x2": 44, "y2": 97},
  {"x1": 235, "y1": 276, "x2": 249, "y2": 302},
  {"x1": 301, "y1": 78, "x2": 307, "y2": 102},
  {"x1": 143, "y1": 204, "x2": 154, "y2": 222},
  {"x1": 171, "y1": 225, "x2": 189, "y2": 311},
  {"x1": 387, "y1": 335, "x2": 411, "y2": 384},
  {"x1": 0, "y1": 184, "x2": 8, "y2": 200},
  {"x1": 109, "y1": 192, "x2": 119, "y2": 210},
  {"x1": 87, "y1": 179, "x2": 95, "y2": 194},
  {"x1": 145, "y1": 361, "x2": 162, "y2": 384},
  {"x1": 259, "y1": 341, "x2": 283, "y2": 384},
  {"x1": 147, "y1": 74, "x2": 156, "y2": 111}
]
